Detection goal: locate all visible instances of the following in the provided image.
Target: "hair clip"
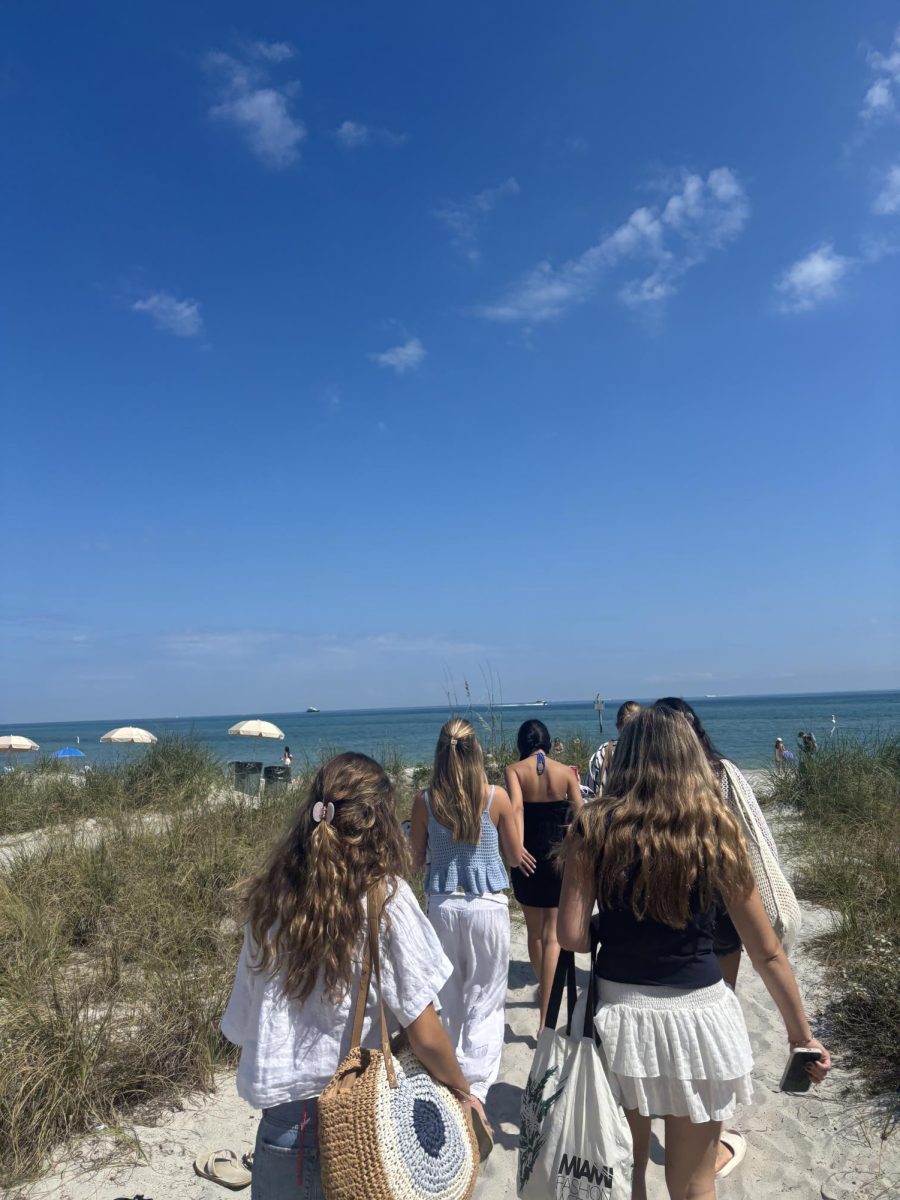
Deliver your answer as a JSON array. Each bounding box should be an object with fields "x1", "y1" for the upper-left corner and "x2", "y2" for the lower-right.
[
  {"x1": 450, "y1": 737, "x2": 458, "y2": 748},
  {"x1": 312, "y1": 801, "x2": 336, "y2": 825}
]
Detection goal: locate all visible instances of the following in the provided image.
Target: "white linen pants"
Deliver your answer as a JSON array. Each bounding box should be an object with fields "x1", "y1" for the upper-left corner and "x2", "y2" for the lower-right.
[{"x1": 426, "y1": 893, "x2": 510, "y2": 1101}]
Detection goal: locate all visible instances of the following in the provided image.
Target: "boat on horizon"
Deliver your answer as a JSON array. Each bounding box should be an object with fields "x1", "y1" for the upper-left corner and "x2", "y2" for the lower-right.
[{"x1": 306, "y1": 707, "x2": 320, "y2": 713}]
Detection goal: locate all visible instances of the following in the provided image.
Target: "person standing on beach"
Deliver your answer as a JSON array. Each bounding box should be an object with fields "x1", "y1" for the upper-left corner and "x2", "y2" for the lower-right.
[
  {"x1": 655, "y1": 696, "x2": 786, "y2": 1178},
  {"x1": 585, "y1": 700, "x2": 641, "y2": 796},
  {"x1": 505, "y1": 719, "x2": 584, "y2": 1031},
  {"x1": 410, "y1": 719, "x2": 535, "y2": 1103},
  {"x1": 558, "y1": 707, "x2": 831, "y2": 1200},
  {"x1": 222, "y1": 752, "x2": 490, "y2": 1197}
]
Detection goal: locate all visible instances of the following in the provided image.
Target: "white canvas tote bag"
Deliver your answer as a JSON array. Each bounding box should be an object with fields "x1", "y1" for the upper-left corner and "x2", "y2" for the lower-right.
[{"x1": 518, "y1": 946, "x2": 632, "y2": 1200}]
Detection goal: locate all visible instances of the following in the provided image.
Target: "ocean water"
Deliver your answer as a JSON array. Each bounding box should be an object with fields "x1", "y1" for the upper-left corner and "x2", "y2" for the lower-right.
[{"x1": 4, "y1": 691, "x2": 899, "y2": 771}]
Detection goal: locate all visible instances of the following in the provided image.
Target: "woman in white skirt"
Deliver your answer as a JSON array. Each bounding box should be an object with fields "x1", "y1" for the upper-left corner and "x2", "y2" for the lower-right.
[
  {"x1": 411, "y1": 718, "x2": 535, "y2": 1102},
  {"x1": 558, "y1": 706, "x2": 831, "y2": 1200}
]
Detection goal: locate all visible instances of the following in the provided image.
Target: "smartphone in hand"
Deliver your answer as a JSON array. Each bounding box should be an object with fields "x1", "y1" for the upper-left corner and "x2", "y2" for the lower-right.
[{"x1": 779, "y1": 1047, "x2": 823, "y2": 1092}]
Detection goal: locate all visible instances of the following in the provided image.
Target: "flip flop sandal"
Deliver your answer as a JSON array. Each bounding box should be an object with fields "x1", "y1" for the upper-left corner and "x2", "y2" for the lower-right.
[
  {"x1": 193, "y1": 1149, "x2": 252, "y2": 1191},
  {"x1": 715, "y1": 1131, "x2": 747, "y2": 1179},
  {"x1": 241, "y1": 1152, "x2": 254, "y2": 1172},
  {"x1": 469, "y1": 1107, "x2": 494, "y2": 1163}
]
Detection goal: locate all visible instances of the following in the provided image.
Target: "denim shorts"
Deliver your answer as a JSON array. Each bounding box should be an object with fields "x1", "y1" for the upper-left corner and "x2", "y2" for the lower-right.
[{"x1": 251, "y1": 1098, "x2": 322, "y2": 1200}]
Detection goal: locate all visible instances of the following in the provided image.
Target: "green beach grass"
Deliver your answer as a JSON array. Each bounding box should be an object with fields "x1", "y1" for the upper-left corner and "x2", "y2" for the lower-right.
[{"x1": 767, "y1": 733, "x2": 900, "y2": 1102}]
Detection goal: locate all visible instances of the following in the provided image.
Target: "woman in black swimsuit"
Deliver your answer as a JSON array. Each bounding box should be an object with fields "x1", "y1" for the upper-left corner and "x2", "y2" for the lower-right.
[{"x1": 504, "y1": 720, "x2": 583, "y2": 1031}]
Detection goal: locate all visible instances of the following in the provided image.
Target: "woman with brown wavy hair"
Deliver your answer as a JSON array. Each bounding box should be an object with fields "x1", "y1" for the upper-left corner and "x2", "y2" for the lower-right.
[
  {"x1": 222, "y1": 752, "x2": 489, "y2": 1199},
  {"x1": 558, "y1": 707, "x2": 830, "y2": 1200}
]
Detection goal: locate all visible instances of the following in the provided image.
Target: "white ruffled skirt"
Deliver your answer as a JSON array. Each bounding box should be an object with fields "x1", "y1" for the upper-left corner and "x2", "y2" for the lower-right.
[{"x1": 594, "y1": 978, "x2": 755, "y2": 1124}]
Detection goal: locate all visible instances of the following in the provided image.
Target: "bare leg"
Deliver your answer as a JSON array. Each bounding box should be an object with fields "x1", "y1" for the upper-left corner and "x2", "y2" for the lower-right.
[
  {"x1": 662, "y1": 1115, "x2": 721, "y2": 1200},
  {"x1": 520, "y1": 905, "x2": 544, "y2": 1015},
  {"x1": 715, "y1": 952, "x2": 741, "y2": 1174},
  {"x1": 623, "y1": 1108, "x2": 650, "y2": 1200},
  {"x1": 537, "y1": 907, "x2": 560, "y2": 1031}
]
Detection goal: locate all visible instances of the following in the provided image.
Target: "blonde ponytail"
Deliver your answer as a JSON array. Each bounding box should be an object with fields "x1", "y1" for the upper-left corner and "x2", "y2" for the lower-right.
[{"x1": 429, "y1": 718, "x2": 486, "y2": 844}]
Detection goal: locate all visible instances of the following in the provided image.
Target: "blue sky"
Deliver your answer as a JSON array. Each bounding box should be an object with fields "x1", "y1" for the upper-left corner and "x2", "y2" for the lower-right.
[{"x1": 2, "y1": 2, "x2": 899, "y2": 722}]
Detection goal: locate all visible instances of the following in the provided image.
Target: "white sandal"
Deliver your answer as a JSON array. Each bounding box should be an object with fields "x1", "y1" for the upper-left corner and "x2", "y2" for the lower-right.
[{"x1": 716, "y1": 1131, "x2": 747, "y2": 1179}]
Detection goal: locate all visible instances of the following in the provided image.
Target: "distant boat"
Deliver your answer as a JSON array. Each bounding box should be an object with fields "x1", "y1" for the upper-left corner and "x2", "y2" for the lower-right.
[
  {"x1": 528, "y1": 700, "x2": 549, "y2": 707},
  {"x1": 306, "y1": 707, "x2": 320, "y2": 713}
]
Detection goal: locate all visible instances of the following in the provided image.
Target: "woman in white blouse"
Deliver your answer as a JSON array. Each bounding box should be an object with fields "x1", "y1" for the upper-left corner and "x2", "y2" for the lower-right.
[{"x1": 223, "y1": 752, "x2": 488, "y2": 1199}]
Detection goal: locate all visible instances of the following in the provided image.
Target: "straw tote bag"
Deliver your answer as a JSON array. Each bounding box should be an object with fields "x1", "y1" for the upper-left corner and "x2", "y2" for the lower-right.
[
  {"x1": 318, "y1": 882, "x2": 479, "y2": 1200},
  {"x1": 721, "y1": 760, "x2": 802, "y2": 952},
  {"x1": 518, "y1": 941, "x2": 632, "y2": 1200}
]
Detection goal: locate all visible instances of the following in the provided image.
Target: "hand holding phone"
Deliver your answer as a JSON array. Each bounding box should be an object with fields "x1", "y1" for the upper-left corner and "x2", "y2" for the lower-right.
[{"x1": 779, "y1": 1047, "x2": 823, "y2": 1092}]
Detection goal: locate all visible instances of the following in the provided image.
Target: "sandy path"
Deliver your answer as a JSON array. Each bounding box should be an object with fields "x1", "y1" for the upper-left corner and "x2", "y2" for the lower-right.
[{"x1": 16, "y1": 893, "x2": 899, "y2": 1200}]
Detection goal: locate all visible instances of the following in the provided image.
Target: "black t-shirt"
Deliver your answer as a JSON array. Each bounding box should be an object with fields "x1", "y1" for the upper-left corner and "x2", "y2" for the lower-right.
[{"x1": 593, "y1": 876, "x2": 723, "y2": 989}]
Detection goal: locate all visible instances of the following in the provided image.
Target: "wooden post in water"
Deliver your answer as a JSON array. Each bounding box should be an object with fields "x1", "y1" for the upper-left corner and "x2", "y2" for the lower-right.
[{"x1": 594, "y1": 694, "x2": 604, "y2": 734}]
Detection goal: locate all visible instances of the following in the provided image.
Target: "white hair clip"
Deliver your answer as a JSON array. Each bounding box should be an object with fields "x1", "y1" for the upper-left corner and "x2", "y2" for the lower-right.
[
  {"x1": 450, "y1": 737, "x2": 458, "y2": 748},
  {"x1": 312, "y1": 801, "x2": 336, "y2": 825}
]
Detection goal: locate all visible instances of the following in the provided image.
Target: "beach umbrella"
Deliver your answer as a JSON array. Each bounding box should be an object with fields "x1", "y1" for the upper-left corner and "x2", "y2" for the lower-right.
[
  {"x1": 228, "y1": 719, "x2": 285, "y2": 740},
  {"x1": 100, "y1": 726, "x2": 158, "y2": 745},
  {"x1": 0, "y1": 734, "x2": 40, "y2": 754},
  {"x1": 53, "y1": 747, "x2": 87, "y2": 759}
]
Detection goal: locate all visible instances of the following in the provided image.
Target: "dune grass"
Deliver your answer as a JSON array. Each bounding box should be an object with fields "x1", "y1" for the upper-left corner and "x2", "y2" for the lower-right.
[{"x1": 768, "y1": 734, "x2": 900, "y2": 1100}]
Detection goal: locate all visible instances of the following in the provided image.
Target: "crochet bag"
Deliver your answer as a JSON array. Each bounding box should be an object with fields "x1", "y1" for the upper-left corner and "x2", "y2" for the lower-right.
[
  {"x1": 318, "y1": 882, "x2": 479, "y2": 1200},
  {"x1": 518, "y1": 941, "x2": 632, "y2": 1200},
  {"x1": 721, "y1": 760, "x2": 802, "y2": 953}
]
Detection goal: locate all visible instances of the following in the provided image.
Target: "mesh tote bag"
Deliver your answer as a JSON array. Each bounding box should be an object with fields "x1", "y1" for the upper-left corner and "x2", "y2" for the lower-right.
[
  {"x1": 318, "y1": 882, "x2": 479, "y2": 1200},
  {"x1": 518, "y1": 941, "x2": 632, "y2": 1200},
  {"x1": 721, "y1": 760, "x2": 802, "y2": 952}
]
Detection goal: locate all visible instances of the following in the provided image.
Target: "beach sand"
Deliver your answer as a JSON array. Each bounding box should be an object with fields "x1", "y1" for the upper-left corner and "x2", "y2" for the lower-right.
[{"x1": 15, "y1": 891, "x2": 899, "y2": 1200}]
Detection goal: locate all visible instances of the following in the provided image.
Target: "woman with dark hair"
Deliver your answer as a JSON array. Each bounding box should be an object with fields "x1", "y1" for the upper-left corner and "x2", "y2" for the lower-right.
[
  {"x1": 655, "y1": 696, "x2": 785, "y2": 1180},
  {"x1": 505, "y1": 719, "x2": 583, "y2": 1031}
]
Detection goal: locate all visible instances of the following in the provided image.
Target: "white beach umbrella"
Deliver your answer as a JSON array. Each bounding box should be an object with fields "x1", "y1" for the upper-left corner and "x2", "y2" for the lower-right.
[
  {"x1": 0, "y1": 734, "x2": 40, "y2": 753},
  {"x1": 228, "y1": 719, "x2": 285, "y2": 740},
  {"x1": 100, "y1": 726, "x2": 158, "y2": 745}
]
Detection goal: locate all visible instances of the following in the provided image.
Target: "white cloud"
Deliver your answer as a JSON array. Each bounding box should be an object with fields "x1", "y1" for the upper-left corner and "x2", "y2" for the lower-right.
[
  {"x1": 252, "y1": 41, "x2": 295, "y2": 63},
  {"x1": 478, "y1": 167, "x2": 748, "y2": 322},
  {"x1": 434, "y1": 177, "x2": 520, "y2": 262},
  {"x1": 774, "y1": 244, "x2": 855, "y2": 312},
  {"x1": 206, "y1": 48, "x2": 305, "y2": 169},
  {"x1": 873, "y1": 163, "x2": 900, "y2": 214},
  {"x1": 371, "y1": 337, "x2": 426, "y2": 374},
  {"x1": 335, "y1": 120, "x2": 407, "y2": 149},
  {"x1": 861, "y1": 26, "x2": 900, "y2": 120},
  {"x1": 132, "y1": 292, "x2": 203, "y2": 337}
]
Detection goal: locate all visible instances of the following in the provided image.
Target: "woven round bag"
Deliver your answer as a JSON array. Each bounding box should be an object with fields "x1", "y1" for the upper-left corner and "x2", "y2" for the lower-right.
[{"x1": 318, "y1": 884, "x2": 479, "y2": 1200}]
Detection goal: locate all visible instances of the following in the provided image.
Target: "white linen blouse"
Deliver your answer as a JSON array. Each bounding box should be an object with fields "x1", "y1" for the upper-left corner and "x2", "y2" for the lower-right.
[{"x1": 222, "y1": 878, "x2": 452, "y2": 1108}]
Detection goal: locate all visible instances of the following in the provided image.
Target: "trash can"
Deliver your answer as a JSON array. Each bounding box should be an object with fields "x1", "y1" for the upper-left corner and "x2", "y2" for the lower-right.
[
  {"x1": 232, "y1": 761, "x2": 263, "y2": 796},
  {"x1": 263, "y1": 764, "x2": 292, "y2": 796}
]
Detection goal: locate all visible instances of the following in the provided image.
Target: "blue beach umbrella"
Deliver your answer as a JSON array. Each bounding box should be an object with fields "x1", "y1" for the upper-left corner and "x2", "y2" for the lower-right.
[{"x1": 53, "y1": 747, "x2": 86, "y2": 759}]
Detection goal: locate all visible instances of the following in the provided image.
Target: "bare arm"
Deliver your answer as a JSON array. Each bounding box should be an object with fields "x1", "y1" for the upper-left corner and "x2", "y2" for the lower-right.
[
  {"x1": 565, "y1": 767, "x2": 585, "y2": 813},
  {"x1": 504, "y1": 764, "x2": 526, "y2": 844},
  {"x1": 557, "y1": 854, "x2": 593, "y2": 952},
  {"x1": 406, "y1": 1003, "x2": 487, "y2": 1123},
  {"x1": 727, "y1": 885, "x2": 831, "y2": 1082},
  {"x1": 494, "y1": 787, "x2": 536, "y2": 874},
  {"x1": 410, "y1": 791, "x2": 429, "y2": 874}
]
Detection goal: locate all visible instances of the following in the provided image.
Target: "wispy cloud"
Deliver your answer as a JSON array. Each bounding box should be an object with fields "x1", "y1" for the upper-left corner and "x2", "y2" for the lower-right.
[
  {"x1": 861, "y1": 25, "x2": 900, "y2": 120},
  {"x1": 478, "y1": 167, "x2": 748, "y2": 322},
  {"x1": 251, "y1": 40, "x2": 295, "y2": 63},
  {"x1": 132, "y1": 291, "x2": 203, "y2": 337},
  {"x1": 874, "y1": 163, "x2": 900, "y2": 215},
  {"x1": 774, "y1": 244, "x2": 855, "y2": 312},
  {"x1": 205, "y1": 46, "x2": 305, "y2": 169},
  {"x1": 335, "y1": 120, "x2": 407, "y2": 149},
  {"x1": 433, "y1": 177, "x2": 520, "y2": 262},
  {"x1": 371, "y1": 337, "x2": 426, "y2": 374}
]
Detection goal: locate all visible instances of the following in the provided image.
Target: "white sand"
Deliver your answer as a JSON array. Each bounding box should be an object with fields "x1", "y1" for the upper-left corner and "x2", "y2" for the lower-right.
[{"x1": 15, "y1": 894, "x2": 899, "y2": 1200}]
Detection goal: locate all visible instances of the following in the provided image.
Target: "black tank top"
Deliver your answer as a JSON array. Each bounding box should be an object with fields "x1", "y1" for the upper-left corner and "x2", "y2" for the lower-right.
[{"x1": 594, "y1": 877, "x2": 723, "y2": 989}]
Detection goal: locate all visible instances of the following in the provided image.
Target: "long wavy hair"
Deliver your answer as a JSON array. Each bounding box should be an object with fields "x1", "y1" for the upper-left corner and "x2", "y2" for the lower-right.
[
  {"x1": 428, "y1": 718, "x2": 487, "y2": 844},
  {"x1": 243, "y1": 752, "x2": 410, "y2": 1004},
  {"x1": 563, "y1": 706, "x2": 752, "y2": 927},
  {"x1": 654, "y1": 697, "x2": 723, "y2": 768}
]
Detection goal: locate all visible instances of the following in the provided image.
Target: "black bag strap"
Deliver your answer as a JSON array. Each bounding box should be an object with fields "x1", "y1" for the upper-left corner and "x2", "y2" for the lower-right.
[
  {"x1": 584, "y1": 923, "x2": 601, "y2": 1042},
  {"x1": 544, "y1": 948, "x2": 577, "y2": 1032}
]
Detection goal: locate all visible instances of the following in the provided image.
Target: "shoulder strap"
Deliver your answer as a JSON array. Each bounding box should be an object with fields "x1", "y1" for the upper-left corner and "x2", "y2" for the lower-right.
[
  {"x1": 485, "y1": 785, "x2": 495, "y2": 812},
  {"x1": 366, "y1": 880, "x2": 398, "y2": 1088},
  {"x1": 544, "y1": 949, "x2": 577, "y2": 1033},
  {"x1": 422, "y1": 789, "x2": 431, "y2": 815}
]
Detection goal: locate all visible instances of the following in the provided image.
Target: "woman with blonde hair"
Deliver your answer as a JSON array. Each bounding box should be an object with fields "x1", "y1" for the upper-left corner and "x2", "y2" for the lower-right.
[
  {"x1": 223, "y1": 752, "x2": 489, "y2": 1198},
  {"x1": 505, "y1": 719, "x2": 584, "y2": 1031},
  {"x1": 558, "y1": 707, "x2": 830, "y2": 1200},
  {"x1": 411, "y1": 718, "x2": 535, "y2": 1103}
]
